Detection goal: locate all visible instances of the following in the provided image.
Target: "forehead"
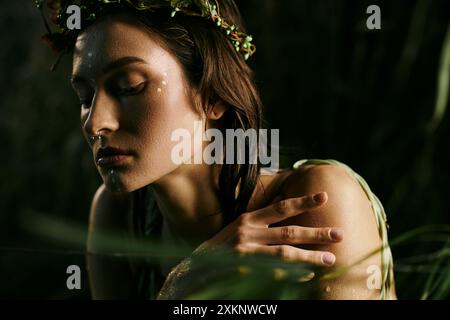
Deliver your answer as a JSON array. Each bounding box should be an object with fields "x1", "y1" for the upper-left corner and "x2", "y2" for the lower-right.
[{"x1": 72, "y1": 15, "x2": 173, "y2": 77}]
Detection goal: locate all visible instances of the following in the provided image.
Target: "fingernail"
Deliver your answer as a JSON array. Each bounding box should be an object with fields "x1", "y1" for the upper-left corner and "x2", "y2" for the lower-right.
[
  {"x1": 329, "y1": 228, "x2": 344, "y2": 241},
  {"x1": 313, "y1": 192, "x2": 326, "y2": 203},
  {"x1": 322, "y1": 253, "x2": 336, "y2": 266}
]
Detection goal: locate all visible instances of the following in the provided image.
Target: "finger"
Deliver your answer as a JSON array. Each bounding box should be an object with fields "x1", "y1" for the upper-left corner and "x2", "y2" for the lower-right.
[
  {"x1": 237, "y1": 244, "x2": 336, "y2": 267},
  {"x1": 247, "y1": 192, "x2": 328, "y2": 226},
  {"x1": 251, "y1": 226, "x2": 344, "y2": 245}
]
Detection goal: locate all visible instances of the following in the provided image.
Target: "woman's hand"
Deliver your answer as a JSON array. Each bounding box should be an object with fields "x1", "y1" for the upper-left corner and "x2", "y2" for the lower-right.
[
  {"x1": 195, "y1": 191, "x2": 343, "y2": 267},
  {"x1": 157, "y1": 191, "x2": 344, "y2": 299}
]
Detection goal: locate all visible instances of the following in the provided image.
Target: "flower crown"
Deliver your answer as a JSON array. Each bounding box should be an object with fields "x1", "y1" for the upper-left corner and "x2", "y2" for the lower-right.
[{"x1": 35, "y1": 0, "x2": 256, "y2": 70}]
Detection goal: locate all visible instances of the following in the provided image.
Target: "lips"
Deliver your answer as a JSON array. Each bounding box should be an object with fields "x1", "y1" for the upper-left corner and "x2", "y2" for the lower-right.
[{"x1": 95, "y1": 147, "x2": 134, "y2": 168}]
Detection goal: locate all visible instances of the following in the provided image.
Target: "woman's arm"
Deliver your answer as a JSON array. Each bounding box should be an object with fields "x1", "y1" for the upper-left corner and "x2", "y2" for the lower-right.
[
  {"x1": 275, "y1": 164, "x2": 385, "y2": 299},
  {"x1": 86, "y1": 184, "x2": 135, "y2": 299},
  {"x1": 156, "y1": 190, "x2": 346, "y2": 299}
]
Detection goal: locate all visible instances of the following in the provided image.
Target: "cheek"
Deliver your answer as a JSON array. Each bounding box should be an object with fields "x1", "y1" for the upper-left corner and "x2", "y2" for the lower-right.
[
  {"x1": 132, "y1": 82, "x2": 201, "y2": 139},
  {"x1": 124, "y1": 82, "x2": 202, "y2": 165}
]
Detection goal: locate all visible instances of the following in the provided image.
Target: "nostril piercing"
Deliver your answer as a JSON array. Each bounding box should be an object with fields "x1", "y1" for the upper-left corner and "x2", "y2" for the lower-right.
[
  {"x1": 89, "y1": 136, "x2": 96, "y2": 145},
  {"x1": 89, "y1": 134, "x2": 106, "y2": 147}
]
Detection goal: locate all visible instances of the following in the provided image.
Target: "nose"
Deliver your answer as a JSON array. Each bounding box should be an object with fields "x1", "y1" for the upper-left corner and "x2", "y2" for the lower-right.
[{"x1": 82, "y1": 89, "x2": 120, "y2": 137}]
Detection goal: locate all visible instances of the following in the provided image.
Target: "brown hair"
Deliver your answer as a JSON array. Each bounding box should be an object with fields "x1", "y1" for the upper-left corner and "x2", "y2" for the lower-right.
[
  {"x1": 133, "y1": 1, "x2": 264, "y2": 225},
  {"x1": 91, "y1": 1, "x2": 264, "y2": 225}
]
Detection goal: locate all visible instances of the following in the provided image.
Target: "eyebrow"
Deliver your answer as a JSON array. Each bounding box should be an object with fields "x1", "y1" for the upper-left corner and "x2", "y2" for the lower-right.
[{"x1": 71, "y1": 56, "x2": 147, "y2": 83}]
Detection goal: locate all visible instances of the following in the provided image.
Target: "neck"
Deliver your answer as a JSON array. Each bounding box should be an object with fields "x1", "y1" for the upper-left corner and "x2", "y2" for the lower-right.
[{"x1": 150, "y1": 162, "x2": 224, "y2": 248}]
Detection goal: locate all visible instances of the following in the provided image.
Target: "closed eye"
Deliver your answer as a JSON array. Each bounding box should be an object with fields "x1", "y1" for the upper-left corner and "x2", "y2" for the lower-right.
[{"x1": 116, "y1": 81, "x2": 148, "y2": 97}]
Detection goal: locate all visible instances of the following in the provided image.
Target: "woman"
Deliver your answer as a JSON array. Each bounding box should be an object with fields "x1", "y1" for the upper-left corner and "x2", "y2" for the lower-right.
[{"x1": 38, "y1": 0, "x2": 395, "y2": 299}]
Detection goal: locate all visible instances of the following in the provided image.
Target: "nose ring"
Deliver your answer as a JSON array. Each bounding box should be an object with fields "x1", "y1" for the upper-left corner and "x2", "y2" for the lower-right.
[{"x1": 89, "y1": 134, "x2": 106, "y2": 147}]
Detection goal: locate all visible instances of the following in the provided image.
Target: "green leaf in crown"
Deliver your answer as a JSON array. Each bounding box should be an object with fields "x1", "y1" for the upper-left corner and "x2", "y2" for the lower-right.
[{"x1": 35, "y1": 0, "x2": 255, "y2": 63}]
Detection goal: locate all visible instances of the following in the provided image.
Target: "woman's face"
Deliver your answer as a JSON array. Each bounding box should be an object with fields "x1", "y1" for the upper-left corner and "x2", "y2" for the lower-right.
[{"x1": 71, "y1": 15, "x2": 204, "y2": 193}]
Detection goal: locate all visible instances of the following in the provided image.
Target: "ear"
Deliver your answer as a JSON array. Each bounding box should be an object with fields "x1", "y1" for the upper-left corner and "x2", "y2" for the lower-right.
[{"x1": 207, "y1": 101, "x2": 228, "y2": 120}]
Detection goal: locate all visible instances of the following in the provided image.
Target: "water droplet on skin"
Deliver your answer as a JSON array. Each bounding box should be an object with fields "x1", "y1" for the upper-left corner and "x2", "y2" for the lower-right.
[
  {"x1": 157, "y1": 88, "x2": 162, "y2": 93},
  {"x1": 324, "y1": 286, "x2": 331, "y2": 293},
  {"x1": 163, "y1": 72, "x2": 168, "y2": 77},
  {"x1": 162, "y1": 80, "x2": 167, "y2": 86},
  {"x1": 108, "y1": 169, "x2": 122, "y2": 193}
]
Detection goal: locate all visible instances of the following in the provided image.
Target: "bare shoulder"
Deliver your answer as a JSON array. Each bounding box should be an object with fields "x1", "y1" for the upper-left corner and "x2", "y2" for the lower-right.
[
  {"x1": 88, "y1": 184, "x2": 133, "y2": 249},
  {"x1": 275, "y1": 164, "x2": 385, "y2": 299},
  {"x1": 278, "y1": 163, "x2": 376, "y2": 226},
  {"x1": 87, "y1": 185, "x2": 135, "y2": 299}
]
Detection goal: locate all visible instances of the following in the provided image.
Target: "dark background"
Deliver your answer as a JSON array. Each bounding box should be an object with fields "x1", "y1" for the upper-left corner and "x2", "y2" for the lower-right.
[{"x1": 0, "y1": 0, "x2": 449, "y2": 299}]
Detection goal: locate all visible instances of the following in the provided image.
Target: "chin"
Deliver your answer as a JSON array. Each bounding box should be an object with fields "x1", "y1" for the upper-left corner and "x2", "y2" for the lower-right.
[
  {"x1": 99, "y1": 167, "x2": 165, "y2": 195},
  {"x1": 98, "y1": 156, "x2": 182, "y2": 194},
  {"x1": 99, "y1": 167, "x2": 137, "y2": 194}
]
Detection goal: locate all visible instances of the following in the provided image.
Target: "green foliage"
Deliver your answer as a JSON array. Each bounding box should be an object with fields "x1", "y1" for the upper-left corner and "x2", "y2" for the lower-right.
[{"x1": 0, "y1": 0, "x2": 449, "y2": 299}]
